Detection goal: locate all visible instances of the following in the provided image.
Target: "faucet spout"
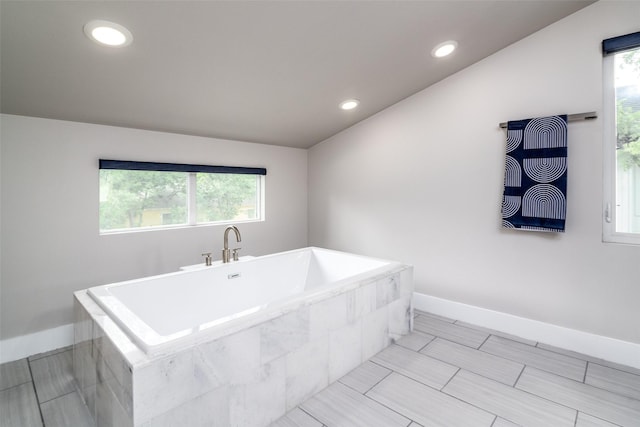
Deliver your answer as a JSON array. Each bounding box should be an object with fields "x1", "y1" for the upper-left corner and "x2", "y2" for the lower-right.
[{"x1": 222, "y1": 226, "x2": 241, "y2": 263}]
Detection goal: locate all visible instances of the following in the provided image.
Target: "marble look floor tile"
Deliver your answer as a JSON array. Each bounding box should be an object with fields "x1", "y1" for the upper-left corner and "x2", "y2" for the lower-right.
[
  {"x1": 413, "y1": 310, "x2": 456, "y2": 323},
  {"x1": 575, "y1": 412, "x2": 620, "y2": 427},
  {"x1": 516, "y1": 366, "x2": 640, "y2": 427},
  {"x1": 339, "y1": 361, "x2": 391, "y2": 394},
  {"x1": 454, "y1": 321, "x2": 538, "y2": 346},
  {"x1": 421, "y1": 338, "x2": 524, "y2": 386},
  {"x1": 414, "y1": 315, "x2": 489, "y2": 348},
  {"x1": 480, "y1": 335, "x2": 586, "y2": 381},
  {"x1": 536, "y1": 343, "x2": 640, "y2": 376},
  {"x1": 28, "y1": 346, "x2": 73, "y2": 362},
  {"x1": 394, "y1": 330, "x2": 435, "y2": 352},
  {"x1": 40, "y1": 391, "x2": 95, "y2": 427},
  {"x1": 371, "y1": 344, "x2": 458, "y2": 390},
  {"x1": 585, "y1": 362, "x2": 640, "y2": 401},
  {"x1": 444, "y1": 370, "x2": 576, "y2": 426},
  {"x1": 0, "y1": 358, "x2": 31, "y2": 391},
  {"x1": 0, "y1": 382, "x2": 43, "y2": 427},
  {"x1": 584, "y1": 363, "x2": 640, "y2": 402},
  {"x1": 270, "y1": 408, "x2": 323, "y2": 427},
  {"x1": 491, "y1": 417, "x2": 520, "y2": 427},
  {"x1": 367, "y1": 372, "x2": 495, "y2": 427},
  {"x1": 30, "y1": 349, "x2": 75, "y2": 403},
  {"x1": 300, "y1": 381, "x2": 410, "y2": 427}
]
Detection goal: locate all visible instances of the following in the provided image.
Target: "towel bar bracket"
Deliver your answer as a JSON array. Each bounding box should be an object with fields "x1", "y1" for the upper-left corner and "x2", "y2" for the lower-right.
[{"x1": 499, "y1": 111, "x2": 598, "y2": 129}]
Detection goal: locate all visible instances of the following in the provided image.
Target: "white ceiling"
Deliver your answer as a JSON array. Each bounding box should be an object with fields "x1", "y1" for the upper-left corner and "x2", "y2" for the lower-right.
[{"x1": 0, "y1": 1, "x2": 594, "y2": 149}]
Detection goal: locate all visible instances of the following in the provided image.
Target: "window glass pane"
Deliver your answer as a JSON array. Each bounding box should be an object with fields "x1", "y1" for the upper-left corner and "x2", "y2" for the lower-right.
[
  {"x1": 100, "y1": 170, "x2": 188, "y2": 231},
  {"x1": 614, "y1": 46, "x2": 640, "y2": 233},
  {"x1": 196, "y1": 173, "x2": 259, "y2": 223}
]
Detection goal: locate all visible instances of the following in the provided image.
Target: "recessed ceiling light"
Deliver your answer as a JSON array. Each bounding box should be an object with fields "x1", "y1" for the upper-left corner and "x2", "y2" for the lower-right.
[
  {"x1": 431, "y1": 40, "x2": 457, "y2": 58},
  {"x1": 339, "y1": 99, "x2": 360, "y2": 110},
  {"x1": 84, "y1": 20, "x2": 133, "y2": 47}
]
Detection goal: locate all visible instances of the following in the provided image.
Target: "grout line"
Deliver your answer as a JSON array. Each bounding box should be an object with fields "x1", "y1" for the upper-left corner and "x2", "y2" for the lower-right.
[
  {"x1": 354, "y1": 379, "x2": 420, "y2": 425},
  {"x1": 37, "y1": 388, "x2": 78, "y2": 405},
  {"x1": 513, "y1": 364, "x2": 527, "y2": 387},
  {"x1": 583, "y1": 361, "x2": 589, "y2": 384},
  {"x1": 478, "y1": 333, "x2": 491, "y2": 349},
  {"x1": 26, "y1": 358, "x2": 46, "y2": 427},
  {"x1": 297, "y1": 406, "x2": 326, "y2": 426},
  {"x1": 440, "y1": 367, "x2": 461, "y2": 391},
  {"x1": 588, "y1": 359, "x2": 640, "y2": 378},
  {"x1": 573, "y1": 410, "x2": 579, "y2": 427}
]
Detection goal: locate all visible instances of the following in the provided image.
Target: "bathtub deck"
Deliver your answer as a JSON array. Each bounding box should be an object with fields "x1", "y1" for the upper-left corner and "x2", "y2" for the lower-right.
[{"x1": 2, "y1": 310, "x2": 640, "y2": 427}]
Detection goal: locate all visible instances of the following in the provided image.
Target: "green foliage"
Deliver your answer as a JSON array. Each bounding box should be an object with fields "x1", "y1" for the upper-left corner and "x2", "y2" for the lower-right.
[
  {"x1": 617, "y1": 137, "x2": 640, "y2": 171},
  {"x1": 100, "y1": 170, "x2": 259, "y2": 231},
  {"x1": 616, "y1": 48, "x2": 640, "y2": 170},
  {"x1": 100, "y1": 170, "x2": 187, "y2": 230},
  {"x1": 196, "y1": 174, "x2": 257, "y2": 222},
  {"x1": 616, "y1": 101, "x2": 640, "y2": 149},
  {"x1": 621, "y1": 49, "x2": 640, "y2": 74}
]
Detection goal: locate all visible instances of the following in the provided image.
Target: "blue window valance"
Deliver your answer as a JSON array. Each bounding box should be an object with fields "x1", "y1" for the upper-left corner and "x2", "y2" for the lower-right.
[
  {"x1": 602, "y1": 31, "x2": 640, "y2": 56},
  {"x1": 99, "y1": 159, "x2": 267, "y2": 176}
]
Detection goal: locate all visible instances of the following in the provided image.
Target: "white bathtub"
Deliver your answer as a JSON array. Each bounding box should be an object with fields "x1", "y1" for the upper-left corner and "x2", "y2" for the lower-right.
[
  {"x1": 88, "y1": 247, "x2": 397, "y2": 356},
  {"x1": 74, "y1": 247, "x2": 413, "y2": 426}
]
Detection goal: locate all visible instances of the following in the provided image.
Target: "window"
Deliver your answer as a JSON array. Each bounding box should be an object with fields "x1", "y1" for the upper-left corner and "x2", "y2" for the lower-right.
[
  {"x1": 99, "y1": 160, "x2": 265, "y2": 233},
  {"x1": 603, "y1": 32, "x2": 640, "y2": 244}
]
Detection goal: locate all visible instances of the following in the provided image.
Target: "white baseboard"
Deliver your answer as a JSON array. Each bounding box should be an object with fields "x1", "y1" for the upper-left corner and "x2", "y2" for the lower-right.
[
  {"x1": 0, "y1": 324, "x2": 74, "y2": 364},
  {"x1": 413, "y1": 292, "x2": 640, "y2": 370}
]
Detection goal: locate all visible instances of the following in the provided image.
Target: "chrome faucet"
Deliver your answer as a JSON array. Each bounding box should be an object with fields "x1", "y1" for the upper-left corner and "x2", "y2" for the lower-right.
[{"x1": 222, "y1": 225, "x2": 241, "y2": 263}]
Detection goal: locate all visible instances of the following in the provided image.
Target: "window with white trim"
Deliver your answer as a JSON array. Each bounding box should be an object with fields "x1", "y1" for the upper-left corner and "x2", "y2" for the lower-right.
[
  {"x1": 99, "y1": 160, "x2": 265, "y2": 233},
  {"x1": 603, "y1": 32, "x2": 640, "y2": 244}
]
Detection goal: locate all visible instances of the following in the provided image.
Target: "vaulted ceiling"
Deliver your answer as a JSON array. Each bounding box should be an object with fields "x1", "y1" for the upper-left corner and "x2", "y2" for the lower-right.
[{"x1": 0, "y1": 1, "x2": 594, "y2": 148}]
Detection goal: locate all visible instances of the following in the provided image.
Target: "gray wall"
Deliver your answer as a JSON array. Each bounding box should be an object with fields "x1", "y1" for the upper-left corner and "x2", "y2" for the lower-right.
[
  {"x1": 308, "y1": 1, "x2": 640, "y2": 344},
  {"x1": 0, "y1": 115, "x2": 308, "y2": 340}
]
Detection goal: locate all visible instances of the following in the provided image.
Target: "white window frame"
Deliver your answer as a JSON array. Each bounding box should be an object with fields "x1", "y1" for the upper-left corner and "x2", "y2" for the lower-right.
[
  {"x1": 99, "y1": 160, "x2": 266, "y2": 234},
  {"x1": 602, "y1": 49, "x2": 640, "y2": 245}
]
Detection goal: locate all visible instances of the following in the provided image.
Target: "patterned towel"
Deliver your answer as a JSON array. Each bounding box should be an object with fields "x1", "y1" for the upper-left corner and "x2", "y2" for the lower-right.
[{"x1": 501, "y1": 115, "x2": 568, "y2": 232}]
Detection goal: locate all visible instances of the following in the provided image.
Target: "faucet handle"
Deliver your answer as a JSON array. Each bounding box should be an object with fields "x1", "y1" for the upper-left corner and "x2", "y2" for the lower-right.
[
  {"x1": 201, "y1": 252, "x2": 212, "y2": 266},
  {"x1": 232, "y1": 247, "x2": 241, "y2": 262}
]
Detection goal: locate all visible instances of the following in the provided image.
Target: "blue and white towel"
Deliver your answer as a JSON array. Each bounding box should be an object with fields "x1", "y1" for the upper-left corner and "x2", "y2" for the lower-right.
[{"x1": 501, "y1": 115, "x2": 568, "y2": 232}]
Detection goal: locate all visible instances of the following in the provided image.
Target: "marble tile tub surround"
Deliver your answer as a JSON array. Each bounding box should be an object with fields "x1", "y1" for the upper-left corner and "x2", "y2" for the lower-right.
[{"x1": 73, "y1": 264, "x2": 413, "y2": 426}]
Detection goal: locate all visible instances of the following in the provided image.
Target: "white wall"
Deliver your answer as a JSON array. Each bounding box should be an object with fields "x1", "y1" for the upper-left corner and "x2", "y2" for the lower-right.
[
  {"x1": 0, "y1": 115, "x2": 308, "y2": 343},
  {"x1": 309, "y1": 1, "x2": 640, "y2": 345}
]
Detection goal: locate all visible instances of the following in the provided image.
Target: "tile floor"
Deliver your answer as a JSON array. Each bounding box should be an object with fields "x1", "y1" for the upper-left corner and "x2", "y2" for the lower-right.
[
  {"x1": 2, "y1": 310, "x2": 640, "y2": 427},
  {"x1": 0, "y1": 346, "x2": 93, "y2": 427}
]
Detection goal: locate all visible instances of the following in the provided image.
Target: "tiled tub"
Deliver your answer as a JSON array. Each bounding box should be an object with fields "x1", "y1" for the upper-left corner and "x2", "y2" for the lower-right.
[{"x1": 73, "y1": 247, "x2": 413, "y2": 426}]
